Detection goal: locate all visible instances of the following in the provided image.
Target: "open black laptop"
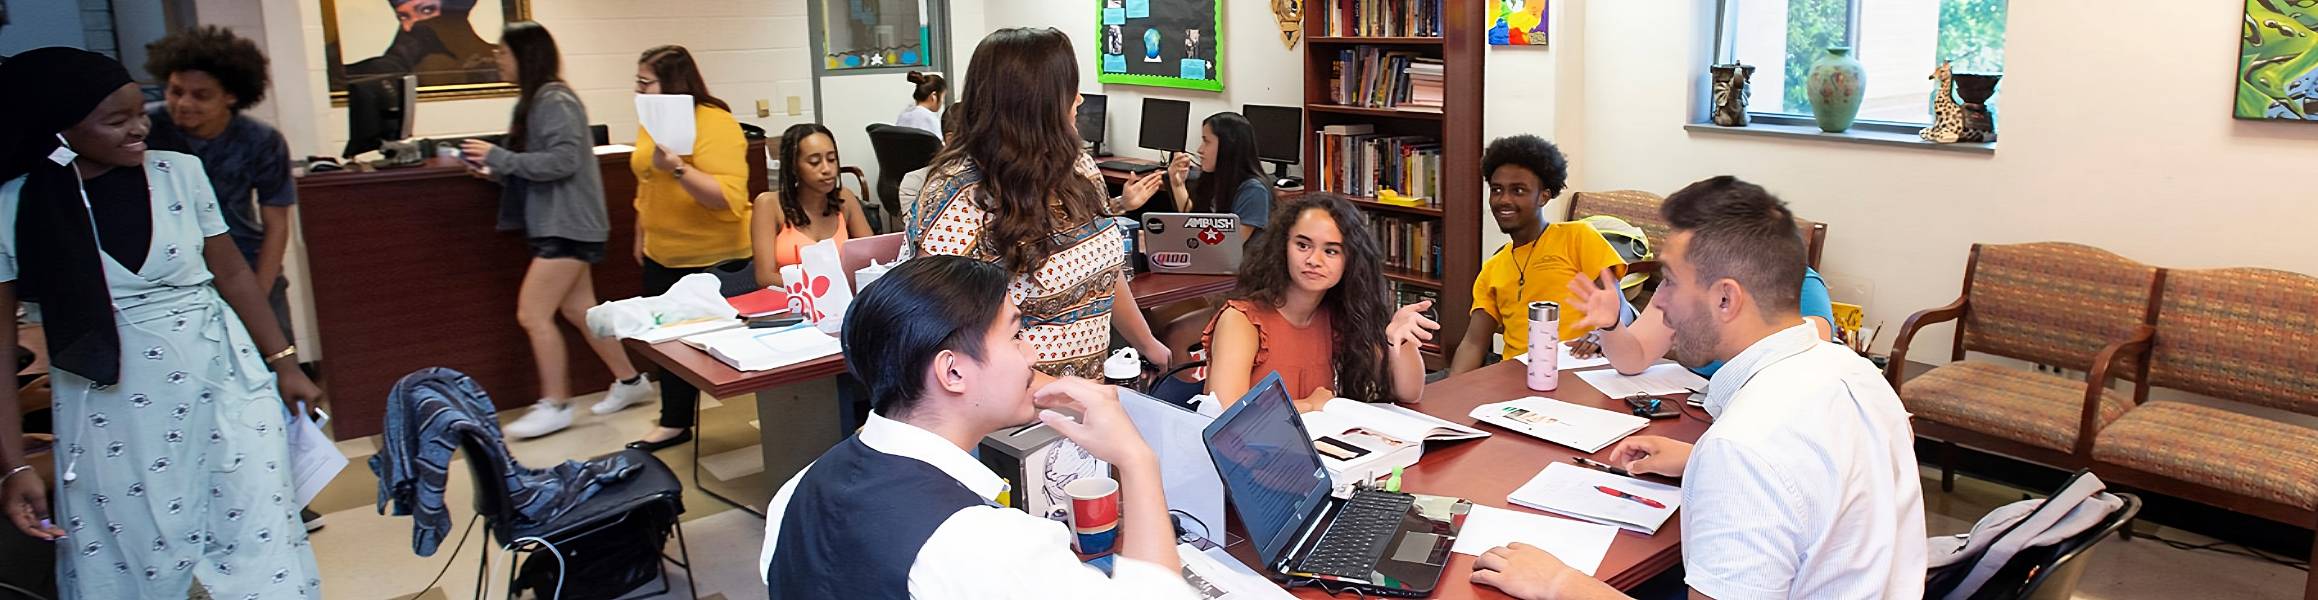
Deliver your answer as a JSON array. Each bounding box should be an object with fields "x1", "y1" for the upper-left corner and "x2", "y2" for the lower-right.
[{"x1": 1203, "y1": 373, "x2": 1464, "y2": 597}]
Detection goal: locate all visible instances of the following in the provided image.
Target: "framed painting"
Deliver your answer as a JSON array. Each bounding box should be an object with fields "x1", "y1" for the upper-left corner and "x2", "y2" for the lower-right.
[
  {"x1": 322, "y1": 0, "x2": 529, "y2": 104},
  {"x1": 2238, "y1": 0, "x2": 2318, "y2": 121}
]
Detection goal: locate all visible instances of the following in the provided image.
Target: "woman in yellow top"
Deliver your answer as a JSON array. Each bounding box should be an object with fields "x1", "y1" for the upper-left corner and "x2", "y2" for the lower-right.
[
  {"x1": 617, "y1": 45, "x2": 752, "y2": 452},
  {"x1": 749, "y1": 123, "x2": 873, "y2": 287}
]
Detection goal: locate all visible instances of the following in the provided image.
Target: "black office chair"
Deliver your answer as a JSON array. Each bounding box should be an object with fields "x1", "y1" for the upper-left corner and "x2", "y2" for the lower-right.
[
  {"x1": 457, "y1": 435, "x2": 697, "y2": 600},
  {"x1": 865, "y1": 124, "x2": 943, "y2": 233},
  {"x1": 1928, "y1": 491, "x2": 2143, "y2": 600}
]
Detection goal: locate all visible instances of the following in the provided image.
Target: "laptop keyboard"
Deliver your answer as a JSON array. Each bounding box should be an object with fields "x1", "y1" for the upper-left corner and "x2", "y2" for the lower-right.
[{"x1": 1295, "y1": 491, "x2": 1415, "y2": 579}]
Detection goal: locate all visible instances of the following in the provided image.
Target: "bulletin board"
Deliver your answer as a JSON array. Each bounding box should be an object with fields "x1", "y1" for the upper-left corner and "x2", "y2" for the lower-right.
[{"x1": 1096, "y1": 0, "x2": 1225, "y2": 91}]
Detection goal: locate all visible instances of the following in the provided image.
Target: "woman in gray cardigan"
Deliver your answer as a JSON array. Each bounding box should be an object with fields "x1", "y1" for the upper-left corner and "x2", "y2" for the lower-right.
[{"x1": 460, "y1": 21, "x2": 651, "y2": 439}]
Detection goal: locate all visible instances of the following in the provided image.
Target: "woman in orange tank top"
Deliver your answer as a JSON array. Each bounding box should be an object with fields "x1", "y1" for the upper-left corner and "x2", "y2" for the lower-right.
[
  {"x1": 1202, "y1": 193, "x2": 1437, "y2": 411},
  {"x1": 751, "y1": 123, "x2": 873, "y2": 287}
]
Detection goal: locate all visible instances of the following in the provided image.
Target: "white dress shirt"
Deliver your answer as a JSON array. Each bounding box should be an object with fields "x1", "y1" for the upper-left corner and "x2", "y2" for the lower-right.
[
  {"x1": 760, "y1": 413, "x2": 1195, "y2": 599},
  {"x1": 895, "y1": 105, "x2": 943, "y2": 141},
  {"x1": 1681, "y1": 322, "x2": 1927, "y2": 600}
]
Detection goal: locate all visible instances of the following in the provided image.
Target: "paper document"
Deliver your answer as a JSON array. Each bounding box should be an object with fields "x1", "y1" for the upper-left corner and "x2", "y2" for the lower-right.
[
  {"x1": 592, "y1": 144, "x2": 636, "y2": 156},
  {"x1": 1508, "y1": 462, "x2": 1683, "y2": 535},
  {"x1": 1469, "y1": 397, "x2": 1649, "y2": 453},
  {"x1": 1576, "y1": 363, "x2": 1709, "y2": 399},
  {"x1": 679, "y1": 324, "x2": 840, "y2": 371},
  {"x1": 287, "y1": 403, "x2": 348, "y2": 509},
  {"x1": 635, "y1": 94, "x2": 697, "y2": 154},
  {"x1": 1448, "y1": 505, "x2": 1619, "y2": 576},
  {"x1": 1122, "y1": 390, "x2": 1227, "y2": 545},
  {"x1": 1512, "y1": 343, "x2": 1614, "y2": 371},
  {"x1": 631, "y1": 318, "x2": 743, "y2": 344},
  {"x1": 1179, "y1": 543, "x2": 1294, "y2": 600}
]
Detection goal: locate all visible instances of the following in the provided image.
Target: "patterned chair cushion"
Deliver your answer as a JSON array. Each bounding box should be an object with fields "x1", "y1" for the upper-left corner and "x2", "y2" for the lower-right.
[
  {"x1": 1902, "y1": 360, "x2": 2134, "y2": 453},
  {"x1": 2149, "y1": 268, "x2": 2318, "y2": 417},
  {"x1": 1961, "y1": 242, "x2": 2159, "y2": 374},
  {"x1": 2093, "y1": 401, "x2": 2318, "y2": 511},
  {"x1": 1569, "y1": 190, "x2": 1671, "y2": 247}
]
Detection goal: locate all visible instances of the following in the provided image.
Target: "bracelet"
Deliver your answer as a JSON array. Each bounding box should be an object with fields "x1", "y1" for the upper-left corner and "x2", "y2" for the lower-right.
[
  {"x1": 264, "y1": 345, "x2": 298, "y2": 363},
  {"x1": 1, "y1": 465, "x2": 29, "y2": 487}
]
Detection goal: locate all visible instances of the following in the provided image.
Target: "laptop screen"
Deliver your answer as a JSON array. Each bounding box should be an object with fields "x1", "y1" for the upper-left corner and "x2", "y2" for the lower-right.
[{"x1": 1204, "y1": 373, "x2": 1334, "y2": 567}]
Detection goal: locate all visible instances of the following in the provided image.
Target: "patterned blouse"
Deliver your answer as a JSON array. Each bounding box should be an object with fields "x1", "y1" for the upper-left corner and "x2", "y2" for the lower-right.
[{"x1": 907, "y1": 154, "x2": 1125, "y2": 378}]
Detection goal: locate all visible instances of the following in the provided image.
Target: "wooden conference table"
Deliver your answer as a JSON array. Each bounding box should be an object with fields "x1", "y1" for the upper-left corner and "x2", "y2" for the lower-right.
[
  {"x1": 1234, "y1": 359, "x2": 1710, "y2": 598},
  {"x1": 627, "y1": 272, "x2": 1239, "y2": 515}
]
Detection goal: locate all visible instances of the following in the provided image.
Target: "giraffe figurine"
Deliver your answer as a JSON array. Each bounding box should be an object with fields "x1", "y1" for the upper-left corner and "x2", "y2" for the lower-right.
[{"x1": 1921, "y1": 61, "x2": 1966, "y2": 143}]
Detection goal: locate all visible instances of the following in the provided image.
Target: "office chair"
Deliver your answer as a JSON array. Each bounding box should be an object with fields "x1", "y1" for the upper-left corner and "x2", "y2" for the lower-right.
[
  {"x1": 1977, "y1": 493, "x2": 2142, "y2": 600},
  {"x1": 457, "y1": 434, "x2": 696, "y2": 600},
  {"x1": 865, "y1": 124, "x2": 943, "y2": 233}
]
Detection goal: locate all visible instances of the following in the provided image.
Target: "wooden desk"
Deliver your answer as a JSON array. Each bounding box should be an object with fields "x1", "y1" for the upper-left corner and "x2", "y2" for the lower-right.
[
  {"x1": 1239, "y1": 360, "x2": 1712, "y2": 597},
  {"x1": 299, "y1": 143, "x2": 768, "y2": 439},
  {"x1": 627, "y1": 272, "x2": 1237, "y2": 514}
]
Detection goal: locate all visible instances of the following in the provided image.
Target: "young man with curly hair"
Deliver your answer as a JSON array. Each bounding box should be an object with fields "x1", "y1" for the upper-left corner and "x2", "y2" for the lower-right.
[
  {"x1": 1449, "y1": 135, "x2": 1630, "y2": 373},
  {"x1": 142, "y1": 26, "x2": 302, "y2": 355}
]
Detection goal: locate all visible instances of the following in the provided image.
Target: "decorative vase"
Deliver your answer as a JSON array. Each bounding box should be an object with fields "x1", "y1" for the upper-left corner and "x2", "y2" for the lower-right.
[
  {"x1": 1952, "y1": 73, "x2": 2002, "y2": 143},
  {"x1": 1710, "y1": 63, "x2": 1757, "y2": 127},
  {"x1": 1804, "y1": 47, "x2": 1866, "y2": 133}
]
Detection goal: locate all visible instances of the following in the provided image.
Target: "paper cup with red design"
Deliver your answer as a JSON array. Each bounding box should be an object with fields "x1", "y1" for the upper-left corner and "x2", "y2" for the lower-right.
[{"x1": 1066, "y1": 477, "x2": 1121, "y2": 554}]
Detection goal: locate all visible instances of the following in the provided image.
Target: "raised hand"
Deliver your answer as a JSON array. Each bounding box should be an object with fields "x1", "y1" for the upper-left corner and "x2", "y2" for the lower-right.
[{"x1": 1563, "y1": 267, "x2": 1624, "y2": 332}]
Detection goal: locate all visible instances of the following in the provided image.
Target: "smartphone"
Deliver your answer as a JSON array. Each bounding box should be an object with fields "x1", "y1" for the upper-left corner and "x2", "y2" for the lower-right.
[{"x1": 748, "y1": 315, "x2": 805, "y2": 328}]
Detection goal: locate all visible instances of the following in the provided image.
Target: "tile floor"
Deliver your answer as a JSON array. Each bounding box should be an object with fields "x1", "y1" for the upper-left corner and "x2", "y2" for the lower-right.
[{"x1": 306, "y1": 387, "x2": 2309, "y2": 600}]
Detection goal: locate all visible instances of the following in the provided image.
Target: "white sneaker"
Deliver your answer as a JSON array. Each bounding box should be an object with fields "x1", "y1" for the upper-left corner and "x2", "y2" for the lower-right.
[
  {"x1": 592, "y1": 377, "x2": 657, "y2": 415},
  {"x1": 503, "y1": 400, "x2": 574, "y2": 439}
]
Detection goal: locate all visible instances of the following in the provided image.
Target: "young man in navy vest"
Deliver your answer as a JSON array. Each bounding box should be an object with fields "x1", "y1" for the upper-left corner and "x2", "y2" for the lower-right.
[{"x1": 758, "y1": 255, "x2": 1194, "y2": 599}]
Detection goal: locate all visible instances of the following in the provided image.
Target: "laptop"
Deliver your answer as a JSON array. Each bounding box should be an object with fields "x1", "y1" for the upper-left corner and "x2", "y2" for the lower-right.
[
  {"x1": 1203, "y1": 373, "x2": 1465, "y2": 597},
  {"x1": 1140, "y1": 212, "x2": 1246, "y2": 274}
]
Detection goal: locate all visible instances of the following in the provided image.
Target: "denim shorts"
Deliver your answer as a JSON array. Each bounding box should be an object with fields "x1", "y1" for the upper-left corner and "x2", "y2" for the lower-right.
[{"x1": 528, "y1": 236, "x2": 606, "y2": 264}]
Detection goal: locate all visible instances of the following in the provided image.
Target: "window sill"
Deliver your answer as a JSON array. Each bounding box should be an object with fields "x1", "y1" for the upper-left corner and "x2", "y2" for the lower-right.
[{"x1": 1683, "y1": 121, "x2": 1996, "y2": 154}]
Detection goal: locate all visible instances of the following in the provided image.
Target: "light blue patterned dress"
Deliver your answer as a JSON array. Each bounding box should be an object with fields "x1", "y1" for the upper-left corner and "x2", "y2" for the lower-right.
[{"x1": 0, "y1": 151, "x2": 321, "y2": 598}]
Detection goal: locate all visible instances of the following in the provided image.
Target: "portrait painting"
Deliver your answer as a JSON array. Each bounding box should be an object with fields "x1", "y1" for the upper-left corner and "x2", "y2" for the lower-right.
[{"x1": 322, "y1": 0, "x2": 529, "y2": 103}]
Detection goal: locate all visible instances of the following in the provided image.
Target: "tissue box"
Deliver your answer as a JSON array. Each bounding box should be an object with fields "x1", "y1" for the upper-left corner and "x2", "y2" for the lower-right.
[{"x1": 977, "y1": 425, "x2": 1109, "y2": 521}]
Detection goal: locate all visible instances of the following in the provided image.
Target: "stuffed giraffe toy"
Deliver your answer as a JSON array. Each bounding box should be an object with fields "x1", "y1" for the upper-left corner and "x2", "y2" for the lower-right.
[{"x1": 1921, "y1": 61, "x2": 1966, "y2": 143}]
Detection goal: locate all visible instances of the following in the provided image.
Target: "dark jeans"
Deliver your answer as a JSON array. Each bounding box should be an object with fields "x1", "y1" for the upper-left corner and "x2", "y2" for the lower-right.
[{"x1": 643, "y1": 257, "x2": 709, "y2": 428}]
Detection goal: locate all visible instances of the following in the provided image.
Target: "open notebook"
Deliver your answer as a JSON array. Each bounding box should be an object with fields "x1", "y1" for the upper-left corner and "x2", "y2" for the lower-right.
[
  {"x1": 678, "y1": 325, "x2": 841, "y2": 372},
  {"x1": 1508, "y1": 462, "x2": 1683, "y2": 535},
  {"x1": 1300, "y1": 399, "x2": 1488, "y2": 485}
]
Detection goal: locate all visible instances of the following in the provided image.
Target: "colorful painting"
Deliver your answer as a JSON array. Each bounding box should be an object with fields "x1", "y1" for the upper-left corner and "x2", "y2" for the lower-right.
[
  {"x1": 1488, "y1": 0, "x2": 1547, "y2": 46},
  {"x1": 321, "y1": 0, "x2": 528, "y2": 103},
  {"x1": 2238, "y1": 0, "x2": 2318, "y2": 121}
]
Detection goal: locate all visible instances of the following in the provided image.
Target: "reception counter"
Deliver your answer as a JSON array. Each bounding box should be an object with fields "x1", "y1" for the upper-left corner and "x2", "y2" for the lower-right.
[{"x1": 299, "y1": 143, "x2": 768, "y2": 439}]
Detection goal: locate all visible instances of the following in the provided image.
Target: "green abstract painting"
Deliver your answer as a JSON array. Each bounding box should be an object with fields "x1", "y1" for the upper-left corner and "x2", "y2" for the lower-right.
[{"x1": 2239, "y1": 0, "x2": 2318, "y2": 121}]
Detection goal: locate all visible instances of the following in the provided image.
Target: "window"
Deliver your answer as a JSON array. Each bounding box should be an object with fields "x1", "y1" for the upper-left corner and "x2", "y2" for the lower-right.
[
  {"x1": 818, "y1": 0, "x2": 938, "y2": 71},
  {"x1": 1715, "y1": 0, "x2": 2007, "y2": 126}
]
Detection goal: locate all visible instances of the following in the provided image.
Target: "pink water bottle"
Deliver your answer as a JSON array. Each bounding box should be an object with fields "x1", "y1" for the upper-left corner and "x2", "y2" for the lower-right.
[{"x1": 1526, "y1": 301, "x2": 1560, "y2": 391}]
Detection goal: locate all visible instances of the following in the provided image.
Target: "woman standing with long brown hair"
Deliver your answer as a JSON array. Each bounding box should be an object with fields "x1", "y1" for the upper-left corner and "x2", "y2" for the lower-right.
[
  {"x1": 907, "y1": 27, "x2": 1170, "y2": 379},
  {"x1": 459, "y1": 22, "x2": 643, "y2": 439}
]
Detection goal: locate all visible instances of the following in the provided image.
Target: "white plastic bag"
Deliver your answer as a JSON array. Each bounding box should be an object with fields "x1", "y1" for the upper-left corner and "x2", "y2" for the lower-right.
[
  {"x1": 853, "y1": 258, "x2": 895, "y2": 293},
  {"x1": 585, "y1": 272, "x2": 737, "y2": 339},
  {"x1": 783, "y1": 239, "x2": 856, "y2": 334}
]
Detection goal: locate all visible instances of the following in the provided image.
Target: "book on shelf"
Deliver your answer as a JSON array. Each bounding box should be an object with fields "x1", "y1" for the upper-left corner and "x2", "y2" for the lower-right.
[
  {"x1": 1317, "y1": 0, "x2": 1443, "y2": 38},
  {"x1": 1314, "y1": 127, "x2": 1442, "y2": 205},
  {"x1": 1326, "y1": 47, "x2": 1442, "y2": 110},
  {"x1": 1368, "y1": 215, "x2": 1444, "y2": 280},
  {"x1": 1391, "y1": 281, "x2": 1441, "y2": 321}
]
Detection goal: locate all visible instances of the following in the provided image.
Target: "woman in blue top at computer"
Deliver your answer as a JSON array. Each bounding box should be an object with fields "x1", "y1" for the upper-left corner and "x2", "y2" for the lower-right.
[
  {"x1": 1132, "y1": 112, "x2": 1274, "y2": 234},
  {"x1": 1562, "y1": 264, "x2": 1835, "y2": 377}
]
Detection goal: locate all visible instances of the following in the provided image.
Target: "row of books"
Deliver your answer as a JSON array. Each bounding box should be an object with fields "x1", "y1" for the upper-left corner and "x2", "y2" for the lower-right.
[
  {"x1": 1314, "y1": 0, "x2": 1444, "y2": 38},
  {"x1": 1391, "y1": 281, "x2": 1443, "y2": 321},
  {"x1": 1372, "y1": 214, "x2": 1444, "y2": 281},
  {"x1": 1313, "y1": 124, "x2": 1443, "y2": 206},
  {"x1": 1326, "y1": 47, "x2": 1446, "y2": 109}
]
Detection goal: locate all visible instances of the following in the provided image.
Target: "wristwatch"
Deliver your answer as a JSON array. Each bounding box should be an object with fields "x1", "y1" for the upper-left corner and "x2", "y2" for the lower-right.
[{"x1": 671, "y1": 164, "x2": 687, "y2": 178}]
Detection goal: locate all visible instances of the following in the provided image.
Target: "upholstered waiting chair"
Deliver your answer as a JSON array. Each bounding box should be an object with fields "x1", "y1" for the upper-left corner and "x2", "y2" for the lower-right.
[
  {"x1": 2088, "y1": 267, "x2": 2318, "y2": 600},
  {"x1": 1886, "y1": 242, "x2": 2163, "y2": 491},
  {"x1": 1567, "y1": 189, "x2": 1829, "y2": 268}
]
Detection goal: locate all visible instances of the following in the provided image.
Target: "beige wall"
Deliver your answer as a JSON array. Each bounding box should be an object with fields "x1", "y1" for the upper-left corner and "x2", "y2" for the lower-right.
[
  {"x1": 267, "y1": 0, "x2": 818, "y2": 157},
  {"x1": 1568, "y1": 0, "x2": 2318, "y2": 361}
]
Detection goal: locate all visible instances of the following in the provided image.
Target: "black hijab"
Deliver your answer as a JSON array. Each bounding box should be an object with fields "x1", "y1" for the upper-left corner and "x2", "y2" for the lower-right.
[{"x1": 0, "y1": 47, "x2": 138, "y2": 385}]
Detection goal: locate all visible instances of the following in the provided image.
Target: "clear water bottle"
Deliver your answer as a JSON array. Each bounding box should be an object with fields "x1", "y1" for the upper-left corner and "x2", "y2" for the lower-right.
[
  {"x1": 1526, "y1": 301, "x2": 1560, "y2": 391},
  {"x1": 1104, "y1": 348, "x2": 1143, "y2": 389}
]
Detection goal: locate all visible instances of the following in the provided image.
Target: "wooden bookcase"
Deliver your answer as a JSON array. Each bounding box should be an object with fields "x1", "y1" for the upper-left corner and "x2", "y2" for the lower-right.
[{"x1": 1301, "y1": 1, "x2": 1485, "y2": 361}]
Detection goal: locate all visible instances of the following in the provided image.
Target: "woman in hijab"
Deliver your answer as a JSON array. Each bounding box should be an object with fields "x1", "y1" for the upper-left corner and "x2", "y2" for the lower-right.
[{"x1": 0, "y1": 48, "x2": 322, "y2": 598}]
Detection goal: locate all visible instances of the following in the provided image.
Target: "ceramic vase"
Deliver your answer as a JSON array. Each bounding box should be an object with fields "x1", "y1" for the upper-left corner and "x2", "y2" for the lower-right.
[
  {"x1": 1952, "y1": 73, "x2": 2002, "y2": 143},
  {"x1": 1711, "y1": 63, "x2": 1757, "y2": 127},
  {"x1": 1804, "y1": 47, "x2": 1866, "y2": 132}
]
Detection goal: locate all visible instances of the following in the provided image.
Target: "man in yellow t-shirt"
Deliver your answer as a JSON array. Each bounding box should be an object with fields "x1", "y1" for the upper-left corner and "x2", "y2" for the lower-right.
[{"x1": 1450, "y1": 135, "x2": 1627, "y2": 374}]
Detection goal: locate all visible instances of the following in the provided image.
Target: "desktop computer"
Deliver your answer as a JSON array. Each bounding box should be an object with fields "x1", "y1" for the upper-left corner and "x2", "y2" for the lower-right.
[
  {"x1": 343, "y1": 74, "x2": 421, "y2": 167},
  {"x1": 1077, "y1": 93, "x2": 1109, "y2": 155},
  {"x1": 1242, "y1": 104, "x2": 1304, "y2": 189},
  {"x1": 1096, "y1": 97, "x2": 1190, "y2": 176}
]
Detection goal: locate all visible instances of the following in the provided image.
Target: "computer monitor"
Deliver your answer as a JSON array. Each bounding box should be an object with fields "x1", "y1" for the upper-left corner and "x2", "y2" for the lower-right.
[
  {"x1": 1076, "y1": 93, "x2": 1108, "y2": 151},
  {"x1": 1139, "y1": 97, "x2": 1190, "y2": 154},
  {"x1": 343, "y1": 74, "x2": 417, "y2": 160},
  {"x1": 1241, "y1": 104, "x2": 1304, "y2": 187}
]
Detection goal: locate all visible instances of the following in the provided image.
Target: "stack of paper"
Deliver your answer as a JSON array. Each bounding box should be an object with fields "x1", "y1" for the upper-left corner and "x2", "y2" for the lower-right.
[
  {"x1": 679, "y1": 325, "x2": 840, "y2": 371},
  {"x1": 1468, "y1": 397, "x2": 1649, "y2": 453},
  {"x1": 1576, "y1": 364, "x2": 1709, "y2": 399},
  {"x1": 635, "y1": 94, "x2": 697, "y2": 153},
  {"x1": 1508, "y1": 462, "x2": 1682, "y2": 535},
  {"x1": 1447, "y1": 505, "x2": 1619, "y2": 576}
]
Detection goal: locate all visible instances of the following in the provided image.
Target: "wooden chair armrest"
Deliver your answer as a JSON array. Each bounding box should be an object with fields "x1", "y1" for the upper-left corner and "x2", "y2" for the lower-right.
[
  {"x1": 1885, "y1": 297, "x2": 1968, "y2": 392},
  {"x1": 2073, "y1": 325, "x2": 2155, "y2": 457}
]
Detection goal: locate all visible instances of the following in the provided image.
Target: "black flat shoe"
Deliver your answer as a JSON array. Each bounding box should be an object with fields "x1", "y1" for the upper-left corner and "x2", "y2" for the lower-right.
[{"x1": 625, "y1": 429, "x2": 693, "y2": 452}]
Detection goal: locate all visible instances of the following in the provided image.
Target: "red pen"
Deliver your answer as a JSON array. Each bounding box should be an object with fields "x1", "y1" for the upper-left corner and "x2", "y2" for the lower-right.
[{"x1": 1596, "y1": 485, "x2": 1666, "y2": 509}]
